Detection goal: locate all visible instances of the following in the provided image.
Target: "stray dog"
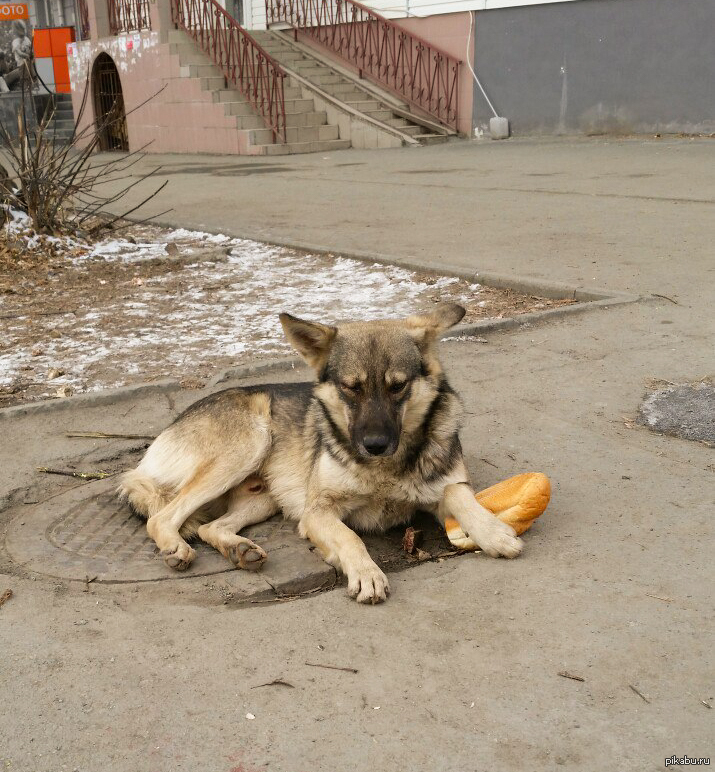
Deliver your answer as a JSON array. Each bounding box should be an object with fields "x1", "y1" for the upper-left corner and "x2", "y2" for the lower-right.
[{"x1": 118, "y1": 304, "x2": 522, "y2": 603}]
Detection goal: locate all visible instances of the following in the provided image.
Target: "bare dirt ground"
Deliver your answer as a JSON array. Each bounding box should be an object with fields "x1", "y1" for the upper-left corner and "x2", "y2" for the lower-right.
[{"x1": 0, "y1": 223, "x2": 574, "y2": 407}]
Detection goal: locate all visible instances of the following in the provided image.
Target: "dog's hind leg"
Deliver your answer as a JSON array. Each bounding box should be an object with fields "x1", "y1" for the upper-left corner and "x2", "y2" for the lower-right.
[
  {"x1": 147, "y1": 443, "x2": 272, "y2": 571},
  {"x1": 197, "y1": 476, "x2": 278, "y2": 570}
]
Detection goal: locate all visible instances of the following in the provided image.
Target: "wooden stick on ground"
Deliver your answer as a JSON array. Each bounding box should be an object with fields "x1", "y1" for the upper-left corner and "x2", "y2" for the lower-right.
[
  {"x1": 66, "y1": 432, "x2": 156, "y2": 440},
  {"x1": 305, "y1": 662, "x2": 359, "y2": 674},
  {"x1": 36, "y1": 467, "x2": 115, "y2": 480}
]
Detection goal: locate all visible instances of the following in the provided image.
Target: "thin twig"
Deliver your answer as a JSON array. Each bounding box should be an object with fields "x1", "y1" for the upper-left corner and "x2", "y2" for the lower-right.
[
  {"x1": 645, "y1": 593, "x2": 673, "y2": 603},
  {"x1": 558, "y1": 671, "x2": 585, "y2": 682},
  {"x1": 629, "y1": 684, "x2": 650, "y2": 703},
  {"x1": 66, "y1": 431, "x2": 156, "y2": 440},
  {"x1": 652, "y1": 293, "x2": 679, "y2": 305},
  {"x1": 0, "y1": 589, "x2": 12, "y2": 608},
  {"x1": 305, "y1": 662, "x2": 359, "y2": 674},
  {"x1": 36, "y1": 467, "x2": 115, "y2": 480},
  {"x1": 250, "y1": 679, "x2": 295, "y2": 689}
]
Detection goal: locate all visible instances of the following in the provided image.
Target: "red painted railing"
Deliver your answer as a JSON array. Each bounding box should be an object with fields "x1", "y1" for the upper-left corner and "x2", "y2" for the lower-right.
[
  {"x1": 108, "y1": 0, "x2": 151, "y2": 34},
  {"x1": 266, "y1": 0, "x2": 460, "y2": 131},
  {"x1": 78, "y1": 0, "x2": 90, "y2": 39},
  {"x1": 172, "y1": 0, "x2": 287, "y2": 143}
]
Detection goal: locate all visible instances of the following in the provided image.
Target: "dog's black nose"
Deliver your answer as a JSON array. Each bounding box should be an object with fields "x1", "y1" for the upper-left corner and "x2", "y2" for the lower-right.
[{"x1": 362, "y1": 434, "x2": 391, "y2": 456}]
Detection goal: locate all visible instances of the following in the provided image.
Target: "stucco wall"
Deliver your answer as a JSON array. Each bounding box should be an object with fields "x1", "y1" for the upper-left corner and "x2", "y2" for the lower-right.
[
  {"x1": 67, "y1": 32, "x2": 259, "y2": 154},
  {"x1": 471, "y1": 0, "x2": 715, "y2": 135},
  {"x1": 394, "y1": 12, "x2": 473, "y2": 136}
]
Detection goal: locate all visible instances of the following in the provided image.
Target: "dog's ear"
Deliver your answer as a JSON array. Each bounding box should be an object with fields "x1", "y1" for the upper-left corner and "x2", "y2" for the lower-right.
[
  {"x1": 404, "y1": 303, "x2": 465, "y2": 346},
  {"x1": 279, "y1": 313, "x2": 337, "y2": 369}
]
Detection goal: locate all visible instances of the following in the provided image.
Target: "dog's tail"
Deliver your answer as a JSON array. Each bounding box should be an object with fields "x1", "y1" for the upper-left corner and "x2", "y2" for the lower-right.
[{"x1": 117, "y1": 469, "x2": 173, "y2": 519}]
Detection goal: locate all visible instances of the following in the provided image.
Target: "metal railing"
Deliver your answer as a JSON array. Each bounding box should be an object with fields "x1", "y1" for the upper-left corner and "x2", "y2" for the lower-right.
[
  {"x1": 172, "y1": 0, "x2": 287, "y2": 143},
  {"x1": 108, "y1": 0, "x2": 152, "y2": 34},
  {"x1": 266, "y1": 0, "x2": 460, "y2": 131},
  {"x1": 78, "y1": 0, "x2": 90, "y2": 39}
]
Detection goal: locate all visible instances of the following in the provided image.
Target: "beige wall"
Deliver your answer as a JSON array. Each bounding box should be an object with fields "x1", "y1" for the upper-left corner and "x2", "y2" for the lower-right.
[
  {"x1": 394, "y1": 12, "x2": 474, "y2": 136},
  {"x1": 67, "y1": 15, "x2": 261, "y2": 155}
]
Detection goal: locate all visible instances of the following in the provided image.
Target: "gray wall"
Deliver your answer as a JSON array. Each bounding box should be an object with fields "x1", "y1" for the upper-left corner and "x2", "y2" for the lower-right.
[{"x1": 473, "y1": 0, "x2": 715, "y2": 135}]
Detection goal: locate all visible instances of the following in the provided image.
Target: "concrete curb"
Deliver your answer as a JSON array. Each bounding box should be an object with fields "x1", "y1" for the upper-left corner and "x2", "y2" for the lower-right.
[
  {"x1": 209, "y1": 357, "x2": 304, "y2": 386},
  {"x1": 0, "y1": 226, "x2": 643, "y2": 420},
  {"x1": 0, "y1": 379, "x2": 181, "y2": 421}
]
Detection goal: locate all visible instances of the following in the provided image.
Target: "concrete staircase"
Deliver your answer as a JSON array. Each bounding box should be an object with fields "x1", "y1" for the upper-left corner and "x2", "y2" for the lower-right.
[
  {"x1": 169, "y1": 29, "x2": 350, "y2": 155},
  {"x1": 251, "y1": 30, "x2": 453, "y2": 148},
  {"x1": 34, "y1": 92, "x2": 75, "y2": 143}
]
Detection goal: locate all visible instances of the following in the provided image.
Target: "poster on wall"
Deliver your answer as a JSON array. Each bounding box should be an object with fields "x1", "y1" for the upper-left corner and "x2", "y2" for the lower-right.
[{"x1": 0, "y1": 3, "x2": 33, "y2": 92}]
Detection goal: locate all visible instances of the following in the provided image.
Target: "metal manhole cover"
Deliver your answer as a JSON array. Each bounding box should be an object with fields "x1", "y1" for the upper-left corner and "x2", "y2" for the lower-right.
[
  {"x1": 638, "y1": 382, "x2": 715, "y2": 445},
  {"x1": 5, "y1": 477, "x2": 312, "y2": 584}
]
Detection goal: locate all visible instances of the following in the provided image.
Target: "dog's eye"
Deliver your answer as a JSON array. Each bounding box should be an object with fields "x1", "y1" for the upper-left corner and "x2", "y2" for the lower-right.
[
  {"x1": 388, "y1": 381, "x2": 407, "y2": 395},
  {"x1": 340, "y1": 382, "x2": 360, "y2": 395}
]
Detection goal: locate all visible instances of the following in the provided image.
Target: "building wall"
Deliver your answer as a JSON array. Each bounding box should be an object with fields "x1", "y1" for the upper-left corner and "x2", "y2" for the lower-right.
[
  {"x1": 392, "y1": 12, "x2": 473, "y2": 136},
  {"x1": 472, "y1": 0, "x2": 715, "y2": 135},
  {"x1": 67, "y1": 32, "x2": 261, "y2": 154}
]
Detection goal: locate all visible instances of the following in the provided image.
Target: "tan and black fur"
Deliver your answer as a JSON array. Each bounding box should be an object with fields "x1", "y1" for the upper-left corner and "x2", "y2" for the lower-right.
[{"x1": 118, "y1": 303, "x2": 522, "y2": 603}]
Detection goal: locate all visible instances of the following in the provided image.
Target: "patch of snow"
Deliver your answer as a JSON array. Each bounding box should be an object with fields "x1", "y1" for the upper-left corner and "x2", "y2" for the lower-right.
[{"x1": 2, "y1": 231, "x2": 486, "y2": 397}]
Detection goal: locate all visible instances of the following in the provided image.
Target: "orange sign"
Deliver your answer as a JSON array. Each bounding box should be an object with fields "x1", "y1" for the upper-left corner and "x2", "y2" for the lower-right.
[{"x1": 0, "y1": 3, "x2": 29, "y2": 19}]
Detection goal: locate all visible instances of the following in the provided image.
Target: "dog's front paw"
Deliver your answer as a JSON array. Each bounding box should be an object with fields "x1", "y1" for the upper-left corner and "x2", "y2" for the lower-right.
[
  {"x1": 346, "y1": 561, "x2": 390, "y2": 604},
  {"x1": 475, "y1": 520, "x2": 523, "y2": 559}
]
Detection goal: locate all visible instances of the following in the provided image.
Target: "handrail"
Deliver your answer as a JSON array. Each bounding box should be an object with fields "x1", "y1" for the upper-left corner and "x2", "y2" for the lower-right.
[
  {"x1": 108, "y1": 0, "x2": 152, "y2": 34},
  {"x1": 266, "y1": 0, "x2": 460, "y2": 131},
  {"x1": 172, "y1": 0, "x2": 287, "y2": 143}
]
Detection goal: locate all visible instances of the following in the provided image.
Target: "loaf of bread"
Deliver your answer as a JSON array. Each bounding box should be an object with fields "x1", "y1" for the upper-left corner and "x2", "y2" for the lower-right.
[{"x1": 444, "y1": 472, "x2": 550, "y2": 549}]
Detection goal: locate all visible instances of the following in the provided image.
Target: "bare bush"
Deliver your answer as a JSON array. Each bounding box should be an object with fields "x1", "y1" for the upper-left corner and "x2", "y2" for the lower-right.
[{"x1": 0, "y1": 66, "x2": 168, "y2": 241}]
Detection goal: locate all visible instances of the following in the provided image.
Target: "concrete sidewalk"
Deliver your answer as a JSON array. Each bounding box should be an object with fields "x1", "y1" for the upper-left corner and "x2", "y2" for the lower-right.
[{"x1": 1, "y1": 137, "x2": 713, "y2": 772}]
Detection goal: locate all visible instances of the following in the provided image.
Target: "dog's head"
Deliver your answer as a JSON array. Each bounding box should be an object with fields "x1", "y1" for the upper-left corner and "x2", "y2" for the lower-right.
[{"x1": 279, "y1": 304, "x2": 465, "y2": 459}]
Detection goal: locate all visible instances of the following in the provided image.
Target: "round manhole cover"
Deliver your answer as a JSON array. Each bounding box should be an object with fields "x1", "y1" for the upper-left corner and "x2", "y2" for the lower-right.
[{"x1": 6, "y1": 477, "x2": 298, "y2": 583}]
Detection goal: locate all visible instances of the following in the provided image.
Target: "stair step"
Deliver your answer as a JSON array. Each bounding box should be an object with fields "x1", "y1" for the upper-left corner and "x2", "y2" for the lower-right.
[
  {"x1": 345, "y1": 99, "x2": 381, "y2": 112},
  {"x1": 222, "y1": 100, "x2": 260, "y2": 116},
  {"x1": 250, "y1": 124, "x2": 339, "y2": 144},
  {"x1": 363, "y1": 109, "x2": 394, "y2": 122},
  {"x1": 293, "y1": 64, "x2": 331, "y2": 76},
  {"x1": 322, "y1": 87, "x2": 368, "y2": 102},
  {"x1": 183, "y1": 63, "x2": 220, "y2": 78},
  {"x1": 200, "y1": 76, "x2": 226, "y2": 91},
  {"x1": 399, "y1": 124, "x2": 425, "y2": 137},
  {"x1": 321, "y1": 81, "x2": 367, "y2": 95},
  {"x1": 285, "y1": 110, "x2": 328, "y2": 127},
  {"x1": 308, "y1": 73, "x2": 342, "y2": 85},
  {"x1": 177, "y1": 51, "x2": 213, "y2": 65},
  {"x1": 417, "y1": 133, "x2": 449, "y2": 145},
  {"x1": 262, "y1": 138, "x2": 351, "y2": 155},
  {"x1": 267, "y1": 50, "x2": 303, "y2": 61},
  {"x1": 234, "y1": 113, "x2": 270, "y2": 130}
]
